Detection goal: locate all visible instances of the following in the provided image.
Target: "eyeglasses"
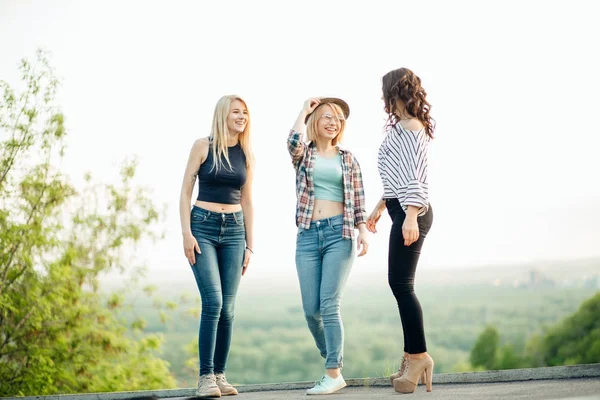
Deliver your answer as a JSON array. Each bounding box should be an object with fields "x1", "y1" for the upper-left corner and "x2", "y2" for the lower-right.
[{"x1": 319, "y1": 114, "x2": 345, "y2": 124}]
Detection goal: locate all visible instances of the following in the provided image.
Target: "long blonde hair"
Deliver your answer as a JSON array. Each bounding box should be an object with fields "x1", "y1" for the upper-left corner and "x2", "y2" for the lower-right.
[
  {"x1": 305, "y1": 103, "x2": 346, "y2": 146},
  {"x1": 209, "y1": 95, "x2": 255, "y2": 172}
]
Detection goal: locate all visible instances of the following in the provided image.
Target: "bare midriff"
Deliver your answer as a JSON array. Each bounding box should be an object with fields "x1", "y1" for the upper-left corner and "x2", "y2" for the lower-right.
[
  {"x1": 312, "y1": 199, "x2": 344, "y2": 221},
  {"x1": 195, "y1": 200, "x2": 242, "y2": 213}
]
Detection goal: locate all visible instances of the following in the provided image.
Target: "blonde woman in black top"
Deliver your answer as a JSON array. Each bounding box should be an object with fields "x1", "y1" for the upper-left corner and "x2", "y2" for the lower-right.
[{"x1": 179, "y1": 95, "x2": 255, "y2": 398}]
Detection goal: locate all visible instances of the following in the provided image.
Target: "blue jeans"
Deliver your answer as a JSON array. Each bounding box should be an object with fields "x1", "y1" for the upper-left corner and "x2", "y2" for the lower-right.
[
  {"x1": 189, "y1": 206, "x2": 245, "y2": 376},
  {"x1": 295, "y1": 214, "x2": 354, "y2": 369}
]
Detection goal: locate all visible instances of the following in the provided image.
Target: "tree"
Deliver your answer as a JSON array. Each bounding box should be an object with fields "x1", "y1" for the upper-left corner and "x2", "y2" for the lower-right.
[
  {"x1": 495, "y1": 344, "x2": 525, "y2": 370},
  {"x1": 469, "y1": 325, "x2": 499, "y2": 370},
  {"x1": 543, "y1": 292, "x2": 600, "y2": 366},
  {"x1": 0, "y1": 50, "x2": 176, "y2": 395},
  {"x1": 467, "y1": 292, "x2": 600, "y2": 372}
]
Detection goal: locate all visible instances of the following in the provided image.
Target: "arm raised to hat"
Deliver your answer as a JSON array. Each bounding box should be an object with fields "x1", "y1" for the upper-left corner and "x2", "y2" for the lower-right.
[{"x1": 287, "y1": 98, "x2": 320, "y2": 166}]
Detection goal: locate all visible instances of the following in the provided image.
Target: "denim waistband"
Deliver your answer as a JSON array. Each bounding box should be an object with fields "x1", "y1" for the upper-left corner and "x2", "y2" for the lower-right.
[
  {"x1": 192, "y1": 205, "x2": 243, "y2": 222},
  {"x1": 307, "y1": 214, "x2": 343, "y2": 228}
]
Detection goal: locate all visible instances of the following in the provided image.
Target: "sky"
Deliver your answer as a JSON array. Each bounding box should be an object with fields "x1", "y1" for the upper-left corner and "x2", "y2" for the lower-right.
[{"x1": 1, "y1": 0, "x2": 599, "y2": 289}]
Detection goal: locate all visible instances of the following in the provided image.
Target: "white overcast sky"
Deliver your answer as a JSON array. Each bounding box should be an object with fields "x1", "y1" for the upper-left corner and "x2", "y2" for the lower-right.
[{"x1": 1, "y1": 0, "x2": 599, "y2": 287}]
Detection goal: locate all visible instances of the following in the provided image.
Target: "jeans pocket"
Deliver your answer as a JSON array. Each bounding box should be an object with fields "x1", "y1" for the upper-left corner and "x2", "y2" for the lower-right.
[
  {"x1": 417, "y1": 213, "x2": 433, "y2": 236},
  {"x1": 233, "y1": 212, "x2": 244, "y2": 226},
  {"x1": 191, "y1": 210, "x2": 208, "y2": 224},
  {"x1": 330, "y1": 223, "x2": 343, "y2": 232}
]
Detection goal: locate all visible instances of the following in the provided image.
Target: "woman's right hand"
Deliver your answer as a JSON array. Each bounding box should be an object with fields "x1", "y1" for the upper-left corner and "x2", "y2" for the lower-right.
[
  {"x1": 367, "y1": 207, "x2": 383, "y2": 233},
  {"x1": 303, "y1": 98, "x2": 321, "y2": 115},
  {"x1": 183, "y1": 232, "x2": 201, "y2": 265}
]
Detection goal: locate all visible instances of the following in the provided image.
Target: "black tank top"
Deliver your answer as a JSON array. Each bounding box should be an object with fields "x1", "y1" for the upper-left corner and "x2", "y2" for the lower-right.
[{"x1": 196, "y1": 142, "x2": 247, "y2": 204}]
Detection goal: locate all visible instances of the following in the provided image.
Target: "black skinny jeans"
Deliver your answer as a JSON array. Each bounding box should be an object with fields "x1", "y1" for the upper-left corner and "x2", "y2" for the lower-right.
[{"x1": 385, "y1": 198, "x2": 433, "y2": 354}]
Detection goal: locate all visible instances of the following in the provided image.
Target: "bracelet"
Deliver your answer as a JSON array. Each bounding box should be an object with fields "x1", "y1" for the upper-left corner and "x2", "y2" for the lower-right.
[{"x1": 245, "y1": 246, "x2": 254, "y2": 254}]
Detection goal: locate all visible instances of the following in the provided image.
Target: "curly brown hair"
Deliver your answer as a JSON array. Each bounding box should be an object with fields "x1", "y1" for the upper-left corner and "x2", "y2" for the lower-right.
[{"x1": 382, "y1": 67, "x2": 435, "y2": 138}]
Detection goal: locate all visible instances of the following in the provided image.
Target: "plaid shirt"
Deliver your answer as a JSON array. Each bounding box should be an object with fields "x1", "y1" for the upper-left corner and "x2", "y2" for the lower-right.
[{"x1": 287, "y1": 130, "x2": 367, "y2": 240}]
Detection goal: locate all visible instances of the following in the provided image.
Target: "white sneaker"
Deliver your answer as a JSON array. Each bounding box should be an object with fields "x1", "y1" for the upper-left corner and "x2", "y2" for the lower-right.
[
  {"x1": 306, "y1": 374, "x2": 347, "y2": 395},
  {"x1": 195, "y1": 374, "x2": 221, "y2": 398},
  {"x1": 215, "y1": 373, "x2": 238, "y2": 396}
]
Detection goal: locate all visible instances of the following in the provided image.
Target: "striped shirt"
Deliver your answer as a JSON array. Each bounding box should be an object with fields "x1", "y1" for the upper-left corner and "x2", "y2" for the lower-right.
[
  {"x1": 287, "y1": 130, "x2": 367, "y2": 240},
  {"x1": 377, "y1": 123, "x2": 430, "y2": 215}
]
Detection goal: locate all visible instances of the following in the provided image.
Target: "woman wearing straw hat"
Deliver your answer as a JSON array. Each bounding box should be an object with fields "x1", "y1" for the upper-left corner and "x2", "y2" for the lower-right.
[
  {"x1": 367, "y1": 67, "x2": 435, "y2": 394},
  {"x1": 287, "y1": 97, "x2": 369, "y2": 395}
]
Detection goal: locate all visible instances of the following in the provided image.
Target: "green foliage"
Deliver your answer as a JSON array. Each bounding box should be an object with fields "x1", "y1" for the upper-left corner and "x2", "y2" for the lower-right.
[
  {"x1": 495, "y1": 344, "x2": 523, "y2": 370},
  {"x1": 542, "y1": 292, "x2": 600, "y2": 366},
  {"x1": 467, "y1": 291, "x2": 600, "y2": 372},
  {"x1": 469, "y1": 326, "x2": 500, "y2": 369},
  {"x1": 0, "y1": 50, "x2": 176, "y2": 395},
  {"x1": 132, "y1": 280, "x2": 595, "y2": 387}
]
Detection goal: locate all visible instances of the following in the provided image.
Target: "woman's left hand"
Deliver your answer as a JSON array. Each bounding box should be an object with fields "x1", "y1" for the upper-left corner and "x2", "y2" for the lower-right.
[
  {"x1": 242, "y1": 248, "x2": 252, "y2": 276},
  {"x1": 357, "y1": 232, "x2": 369, "y2": 257},
  {"x1": 402, "y1": 217, "x2": 419, "y2": 246}
]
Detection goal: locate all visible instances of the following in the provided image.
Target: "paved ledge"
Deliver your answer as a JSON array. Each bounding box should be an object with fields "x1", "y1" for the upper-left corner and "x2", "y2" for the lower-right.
[{"x1": 4, "y1": 363, "x2": 600, "y2": 400}]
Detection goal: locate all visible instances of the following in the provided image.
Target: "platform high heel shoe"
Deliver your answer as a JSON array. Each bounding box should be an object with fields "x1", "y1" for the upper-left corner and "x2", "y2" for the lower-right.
[{"x1": 393, "y1": 354, "x2": 434, "y2": 393}]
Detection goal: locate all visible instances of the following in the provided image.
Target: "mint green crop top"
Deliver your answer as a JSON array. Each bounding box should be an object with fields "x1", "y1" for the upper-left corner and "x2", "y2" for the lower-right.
[{"x1": 313, "y1": 153, "x2": 344, "y2": 202}]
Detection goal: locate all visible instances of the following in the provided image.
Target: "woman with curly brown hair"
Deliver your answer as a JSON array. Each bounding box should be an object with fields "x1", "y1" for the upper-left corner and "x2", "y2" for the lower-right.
[{"x1": 366, "y1": 67, "x2": 435, "y2": 394}]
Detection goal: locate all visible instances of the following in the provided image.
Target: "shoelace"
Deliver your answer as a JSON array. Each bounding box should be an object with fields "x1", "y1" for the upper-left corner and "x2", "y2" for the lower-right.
[
  {"x1": 199, "y1": 376, "x2": 217, "y2": 388},
  {"x1": 399, "y1": 358, "x2": 409, "y2": 374},
  {"x1": 314, "y1": 375, "x2": 327, "y2": 387},
  {"x1": 216, "y1": 375, "x2": 230, "y2": 386}
]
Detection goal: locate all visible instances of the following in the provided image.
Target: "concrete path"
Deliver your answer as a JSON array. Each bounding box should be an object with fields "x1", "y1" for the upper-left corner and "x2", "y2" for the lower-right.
[
  {"x1": 165, "y1": 378, "x2": 599, "y2": 399},
  {"x1": 6, "y1": 364, "x2": 600, "y2": 400}
]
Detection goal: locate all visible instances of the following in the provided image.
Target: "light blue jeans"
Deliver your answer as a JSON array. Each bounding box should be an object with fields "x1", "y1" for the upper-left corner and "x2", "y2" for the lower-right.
[
  {"x1": 295, "y1": 214, "x2": 355, "y2": 369},
  {"x1": 189, "y1": 206, "x2": 245, "y2": 376}
]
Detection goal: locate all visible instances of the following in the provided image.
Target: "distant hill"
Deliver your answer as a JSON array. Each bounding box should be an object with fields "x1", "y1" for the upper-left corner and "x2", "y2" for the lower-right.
[
  {"x1": 99, "y1": 256, "x2": 600, "y2": 296},
  {"x1": 414, "y1": 257, "x2": 600, "y2": 287}
]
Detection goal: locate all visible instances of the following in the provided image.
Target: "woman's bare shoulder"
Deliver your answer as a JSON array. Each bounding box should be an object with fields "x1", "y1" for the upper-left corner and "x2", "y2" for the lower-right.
[
  {"x1": 400, "y1": 119, "x2": 424, "y2": 131},
  {"x1": 193, "y1": 137, "x2": 210, "y2": 151},
  {"x1": 189, "y1": 137, "x2": 210, "y2": 163}
]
